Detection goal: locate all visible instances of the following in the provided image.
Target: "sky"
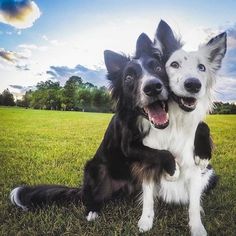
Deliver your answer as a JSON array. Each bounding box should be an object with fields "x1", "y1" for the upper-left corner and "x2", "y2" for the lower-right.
[{"x1": 0, "y1": 0, "x2": 236, "y2": 102}]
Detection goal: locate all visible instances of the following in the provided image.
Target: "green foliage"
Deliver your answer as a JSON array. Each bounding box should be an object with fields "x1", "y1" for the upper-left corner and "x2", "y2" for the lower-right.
[
  {"x1": 0, "y1": 89, "x2": 15, "y2": 106},
  {"x1": 18, "y1": 76, "x2": 112, "y2": 113},
  {"x1": 0, "y1": 107, "x2": 235, "y2": 235},
  {"x1": 212, "y1": 102, "x2": 236, "y2": 114}
]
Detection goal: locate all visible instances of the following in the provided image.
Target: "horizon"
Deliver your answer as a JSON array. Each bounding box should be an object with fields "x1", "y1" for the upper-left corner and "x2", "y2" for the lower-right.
[{"x1": 0, "y1": 0, "x2": 236, "y2": 102}]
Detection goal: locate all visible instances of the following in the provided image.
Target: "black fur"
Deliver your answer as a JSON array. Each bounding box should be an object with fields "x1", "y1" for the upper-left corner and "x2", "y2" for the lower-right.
[
  {"x1": 11, "y1": 26, "x2": 217, "y2": 216},
  {"x1": 194, "y1": 122, "x2": 213, "y2": 160},
  {"x1": 155, "y1": 20, "x2": 183, "y2": 60},
  {"x1": 12, "y1": 34, "x2": 177, "y2": 215}
]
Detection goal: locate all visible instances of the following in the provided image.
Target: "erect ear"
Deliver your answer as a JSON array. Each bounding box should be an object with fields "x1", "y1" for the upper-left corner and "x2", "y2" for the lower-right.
[
  {"x1": 104, "y1": 50, "x2": 129, "y2": 74},
  {"x1": 201, "y1": 32, "x2": 227, "y2": 70},
  {"x1": 135, "y1": 33, "x2": 153, "y2": 57},
  {"x1": 155, "y1": 20, "x2": 182, "y2": 56}
]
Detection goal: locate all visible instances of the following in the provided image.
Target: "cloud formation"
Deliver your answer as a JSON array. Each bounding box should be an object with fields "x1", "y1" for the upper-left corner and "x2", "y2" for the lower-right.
[
  {"x1": 9, "y1": 84, "x2": 35, "y2": 99},
  {"x1": 0, "y1": 47, "x2": 30, "y2": 63},
  {"x1": 0, "y1": 48, "x2": 20, "y2": 62},
  {"x1": 215, "y1": 76, "x2": 236, "y2": 102},
  {"x1": 47, "y1": 64, "x2": 107, "y2": 87},
  {"x1": 0, "y1": 0, "x2": 41, "y2": 29}
]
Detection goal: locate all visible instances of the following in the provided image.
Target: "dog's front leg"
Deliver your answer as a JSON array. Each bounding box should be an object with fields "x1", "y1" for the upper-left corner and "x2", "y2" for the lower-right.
[
  {"x1": 188, "y1": 168, "x2": 207, "y2": 236},
  {"x1": 138, "y1": 180, "x2": 155, "y2": 232}
]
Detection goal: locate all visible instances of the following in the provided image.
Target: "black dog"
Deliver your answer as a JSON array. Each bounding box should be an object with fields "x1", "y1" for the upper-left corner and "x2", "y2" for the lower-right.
[{"x1": 10, "y1": 33, "x2": 213, "y2": 222}]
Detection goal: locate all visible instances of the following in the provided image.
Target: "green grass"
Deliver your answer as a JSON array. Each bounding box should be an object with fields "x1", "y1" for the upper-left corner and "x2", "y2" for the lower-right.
[{"x1": 0, "y1": 107, "x2": 235, "y2": 236}]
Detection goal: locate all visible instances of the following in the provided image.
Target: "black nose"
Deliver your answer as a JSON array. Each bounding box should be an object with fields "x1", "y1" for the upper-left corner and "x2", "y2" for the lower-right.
[
  {"x1": 184, "y1": 78, "x2": 202, "y2": 93},
  {"x1": 143, "y1": 79, "x2": 163, "y2": 96}
]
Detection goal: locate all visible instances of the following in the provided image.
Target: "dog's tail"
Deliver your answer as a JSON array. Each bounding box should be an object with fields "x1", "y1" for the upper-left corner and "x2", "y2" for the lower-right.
[{"x1": 10, "y1": 185, "x2": 82, "y2": 210}]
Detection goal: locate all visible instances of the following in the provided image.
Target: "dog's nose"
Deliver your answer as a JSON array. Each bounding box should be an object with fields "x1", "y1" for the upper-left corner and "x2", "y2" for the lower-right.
[
  {"x1": 184, "y1": 78, "x2": 202, "y2": 93},
  {"x1": 143, "y1": 79, "x2": 163, "y2": 96}
]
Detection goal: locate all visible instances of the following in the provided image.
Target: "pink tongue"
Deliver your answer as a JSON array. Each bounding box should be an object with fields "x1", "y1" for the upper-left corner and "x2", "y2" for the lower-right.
[{"x1": 147, "y1": 103, "x2": 167, "y2": 125}]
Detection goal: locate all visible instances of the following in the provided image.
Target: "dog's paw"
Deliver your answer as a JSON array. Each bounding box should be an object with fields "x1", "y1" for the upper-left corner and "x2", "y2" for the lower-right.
[
  {"x1": 138, "y1": 215, "x2": 153, "y2": 233},
  {"x1": 164, "y1": 162, "x2": 180, "y2": 182},
  {"x1": 190, "y1": 223, "x2": 207, "y2": 236},
  {"x1": 195, "y1": 156, "x2": 209, "y2": 170},
  {"x1": 86, "y1": 211, "x2": 98, "y2": 221}
]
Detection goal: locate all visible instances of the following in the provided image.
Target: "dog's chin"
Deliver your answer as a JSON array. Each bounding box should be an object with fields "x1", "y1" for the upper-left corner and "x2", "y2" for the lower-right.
[
  {"x1": 139, "y1": 100, "x2": 169, "y2": 129},
  {"x1": 171, "y1": 92, "x2": 197, "y2": 112}
]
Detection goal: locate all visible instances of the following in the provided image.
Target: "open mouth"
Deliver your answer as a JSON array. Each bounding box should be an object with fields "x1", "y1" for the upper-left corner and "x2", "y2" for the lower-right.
[
  {"x1": 171, "y1": 92, "x2": 197, "y2": 112},
  {"x1": 142, "y1": 101, "x2": 169, "y2": 129}
]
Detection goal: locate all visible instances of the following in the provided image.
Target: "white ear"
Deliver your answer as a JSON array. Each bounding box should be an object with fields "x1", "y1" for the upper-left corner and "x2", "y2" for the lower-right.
[{"x1": 201, "y1": 32, "x2": 227, "y2": 71}]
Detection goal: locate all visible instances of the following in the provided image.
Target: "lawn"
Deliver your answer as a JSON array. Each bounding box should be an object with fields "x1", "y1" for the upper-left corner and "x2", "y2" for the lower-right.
[{"x1": 0, "y1": 107, "x2": 235, "y2": 236}]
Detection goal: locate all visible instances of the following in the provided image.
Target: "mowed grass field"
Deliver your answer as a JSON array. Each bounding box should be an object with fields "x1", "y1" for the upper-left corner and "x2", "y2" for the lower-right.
[{"x1": 0, "y1": 107, "x2": 235, "y2": 236}]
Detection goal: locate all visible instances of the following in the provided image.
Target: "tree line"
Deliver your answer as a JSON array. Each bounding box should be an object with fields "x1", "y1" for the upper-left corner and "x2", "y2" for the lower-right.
[
  {"x1": 1, "y1": 76, "x2": 236, "y2": 114},
  {"x1": 211, "y1": 102, "x2": 236, "y2": 114},
  {"x1": 1, "y1": 76, "x2": 112, "y2": 113}
]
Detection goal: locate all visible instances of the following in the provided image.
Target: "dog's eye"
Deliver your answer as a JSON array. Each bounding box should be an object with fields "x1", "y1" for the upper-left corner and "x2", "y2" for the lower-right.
[
  {"x1": 198, "y1": 64, "x2": 206, "y2": 72},
  {"x1": 154, "y1": 66, "x2": 162, "y2": 73},
  {"x1": 170, "y1": 61, "x2": 179, "y2": 69},
  {"x1": 152, "y1": 52, "x2": 161, "y2": 61},
  {"x1": 125, "y1": 75, "x2": 134, "y2": 83}
]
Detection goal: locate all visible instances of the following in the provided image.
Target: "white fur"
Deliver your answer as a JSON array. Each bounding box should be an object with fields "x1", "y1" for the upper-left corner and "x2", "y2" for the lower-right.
[
  {"x1": 138, "y1": 33, "x2": 226, "y2": 234},
  {"x1": 195, "y1": 156, "x2": 209, "y2": 170},
  {"x1": 86, "y1": 211, "x2": 98, "y2": 221},
  {"x1": 139, "y1": 101, "x2": 212, "y2": 234},
  {"x1": 10, "y1": 187, "x2": 28, "y2": 211},
  {"x1": 138, "y1": 181, "x2": 155, "y2": 232}
]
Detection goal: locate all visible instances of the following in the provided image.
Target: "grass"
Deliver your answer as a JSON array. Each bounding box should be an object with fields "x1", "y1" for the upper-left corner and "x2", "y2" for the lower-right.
[{"x1": 0, "y1": 106, "x2": 235, "y2": 236}]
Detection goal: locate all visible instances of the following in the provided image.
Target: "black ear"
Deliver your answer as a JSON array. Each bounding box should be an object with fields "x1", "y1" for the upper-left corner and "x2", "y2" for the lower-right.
[
  {"x1": 204, "y1": 32, "x2": 227, "y2": 69},
  {"x1": 104, "y1": 50, "x2": 129, "y2": 74},
  {"x1": 155, "y1": 20, "x2": 182, "y2": 56},
  {"x1": 135, "y1": 33, "x2": 153, "y2": 57}
]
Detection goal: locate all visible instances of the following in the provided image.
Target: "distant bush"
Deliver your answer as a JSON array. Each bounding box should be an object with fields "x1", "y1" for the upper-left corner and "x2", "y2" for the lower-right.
[{"x1": 211, "y1": 102, "x2": 236, "y2": 114}]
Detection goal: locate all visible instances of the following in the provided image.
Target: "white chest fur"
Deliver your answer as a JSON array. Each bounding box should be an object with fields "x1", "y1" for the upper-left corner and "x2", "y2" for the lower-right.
[{"x1": 142, "y1": 102, "x2": 205, "y2": 203}]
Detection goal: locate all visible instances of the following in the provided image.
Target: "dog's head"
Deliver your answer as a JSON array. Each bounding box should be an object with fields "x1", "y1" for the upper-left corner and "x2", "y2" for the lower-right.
[
  {"x1": 104, "y1": 33, "x2": 170, "y2": 129},
  {"x1": 155, "y1": 20, "x2": 227, "y2": 112}
]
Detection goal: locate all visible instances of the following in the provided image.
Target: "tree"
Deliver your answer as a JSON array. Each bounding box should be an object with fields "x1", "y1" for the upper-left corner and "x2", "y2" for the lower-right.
[
  {"x1": 30, "y1": 81, "x2": 61, "y2": 110},
  {"x1": 63, "y1": 76, "x2": 83, "y2": 110},
  {"x1": 1, "y1": 89, "x2": 15, "y2": 106},
  {"x1": 211, "y1": 102, "x2": 236, "y2": 114}
]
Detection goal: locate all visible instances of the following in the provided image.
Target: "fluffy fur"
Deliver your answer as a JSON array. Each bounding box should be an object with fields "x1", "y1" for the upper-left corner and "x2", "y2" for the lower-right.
[
  {"x1": 138, "y1": 20, "x2": 226, "y2": 235},
  {"x1": 9, "y1": 25, "x2": 219, "y2": 235},
  {"x1": 10, "y1": 33, "x2": 180, "y2": 217}
]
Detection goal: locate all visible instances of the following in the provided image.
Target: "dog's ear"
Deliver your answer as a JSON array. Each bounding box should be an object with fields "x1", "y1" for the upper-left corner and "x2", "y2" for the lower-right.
[
  {"x1": 135, "y1": 33, "x2": 153, "y2": 57},
  {"x1": 104, "y1": 50, "x2": 129, "y2": 74},
  {"x1": 155, "y1": 20, "x2": 182, "y2": 56},
  {"x1": 201, "y1": 32, "x2": 227, "y2": 71}
]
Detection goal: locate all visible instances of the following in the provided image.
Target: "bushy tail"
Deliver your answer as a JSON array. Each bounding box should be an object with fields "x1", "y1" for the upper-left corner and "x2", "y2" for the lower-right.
[{"x1": 10, "y1": 185, "x2": 82, "y2": 210}]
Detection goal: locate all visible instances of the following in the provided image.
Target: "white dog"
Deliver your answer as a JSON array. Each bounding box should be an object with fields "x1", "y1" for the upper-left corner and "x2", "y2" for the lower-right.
[{"x1": 138, "y1": 20, "x2": 226, "y2": 236}]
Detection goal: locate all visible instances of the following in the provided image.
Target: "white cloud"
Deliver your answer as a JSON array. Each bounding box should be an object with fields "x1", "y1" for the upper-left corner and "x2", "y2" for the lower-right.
[
  {"x1": 0, "y1": 0, "x2": 41, "y2": 29},
  {"x1": 215, "y1": 76, "x2": 236, "y2": 102},
  {"x1": 18, "y1": 44, "x2": 48, "y2": 51}
]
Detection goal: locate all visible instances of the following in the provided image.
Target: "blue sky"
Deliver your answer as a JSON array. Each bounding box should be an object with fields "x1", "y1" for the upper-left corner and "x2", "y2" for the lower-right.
[{"x1": 0, "y1": 0, "x2": 236, "y2": 101}]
